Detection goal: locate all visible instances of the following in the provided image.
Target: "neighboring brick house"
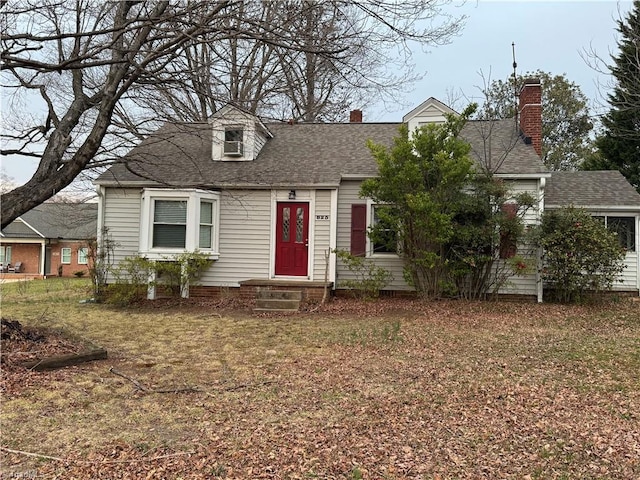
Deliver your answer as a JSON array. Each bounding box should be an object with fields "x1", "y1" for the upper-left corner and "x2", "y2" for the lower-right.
[{"x1": 0, "y1": 203, "x2": 97, "y2": 278}]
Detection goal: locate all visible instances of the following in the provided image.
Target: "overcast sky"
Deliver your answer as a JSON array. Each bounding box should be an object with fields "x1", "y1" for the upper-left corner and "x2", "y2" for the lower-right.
[
  {"x1": 0, "y1": 1, "x2": 632, "y2": 186},
  {"x1": 370, "y1": 0, "x2": 632, "y2": 121}
]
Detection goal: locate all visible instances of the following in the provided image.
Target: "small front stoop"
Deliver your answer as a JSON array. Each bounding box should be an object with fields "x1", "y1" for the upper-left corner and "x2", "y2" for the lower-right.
[{"x1": 254, "y1": 289, "x2": 302, "y2": 313}]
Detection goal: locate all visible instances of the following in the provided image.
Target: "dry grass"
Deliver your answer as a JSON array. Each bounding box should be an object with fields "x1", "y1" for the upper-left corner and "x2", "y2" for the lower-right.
[{"x1": 1, "y1": 279, "x2": 639, "y2": 479}]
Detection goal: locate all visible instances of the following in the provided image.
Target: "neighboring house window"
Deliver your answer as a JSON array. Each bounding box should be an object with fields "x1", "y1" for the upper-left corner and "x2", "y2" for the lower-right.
[
  {"x1": 61, "y1": 248, "x2": 72, "y2": 264},
  {"x1": 371, "y1": 205, "x2": 398, "y2": 254},
  {"x1": 0, "y1": 246, "x2": 12, "y2": 265},
  {"x1": 153, "y1": 200, "x2": 188, "y2": 248},
  {"x1": 141, "y1": 189, "x2": 220, "y2": 258},
  {"x1": 223, "y1": 128, "x2": 244, "y2": 156},
  {"x1": 78, "y1": 247, "x2": 89, "y2": 265}
]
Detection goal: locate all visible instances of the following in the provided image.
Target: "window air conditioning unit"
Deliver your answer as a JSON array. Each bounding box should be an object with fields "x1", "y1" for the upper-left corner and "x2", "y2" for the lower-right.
[{"x1": 223, "y1": 141, "x2": 243, "y2": 156}]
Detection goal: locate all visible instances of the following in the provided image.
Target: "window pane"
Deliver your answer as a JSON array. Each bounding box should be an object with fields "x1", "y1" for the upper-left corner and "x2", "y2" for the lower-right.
[
  {"x1": 154, "y1": 200, "x2": 187, "y2": 223},
  {"x1": 608, "y1": 216, "x2": 636, "y2": 251},
  {"x1": 225, "y1": 129, "x2": 243, "y2": 142},
  {"x1": 153, "y1": 225, "x2": 186, "y2": 248},
  {"x1": 200, "y1": 201, "x2": 213, "y2": 224},
  {"x1": 0, "y1": 246, "x2": 10, "y2": 264},
  {"x1": 78, "y1": 248, "x2": 88, "y2": 265},
  {"x1": 282, "y1": 207, "x2": 290, "y2": 242},
  {"x1": 62, "y1": 248, "x2": 71, "y2": 263},
  {"x1": 373, "y1": 206, "x2": 397, "y2": 253},
  {"x1": 296, "y1": 207, "x2": 304, "y2": 243},
  {"x1": 153, "y1": 200, "x2": 187, "y2": 248},
  {"x1": 199, "y1": 225, "x2": 212, "y2": 249}
]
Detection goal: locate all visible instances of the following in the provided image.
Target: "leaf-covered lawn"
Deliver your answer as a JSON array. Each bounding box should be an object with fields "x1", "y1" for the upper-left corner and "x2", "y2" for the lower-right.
[{"x1": 1, "y1": 279, "x2": 639, "y2": 479}]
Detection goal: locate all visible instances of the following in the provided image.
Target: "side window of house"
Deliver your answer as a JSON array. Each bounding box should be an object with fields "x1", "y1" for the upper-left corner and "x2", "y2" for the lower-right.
[
  {"x1": 78, "y1": 247, "x2": 88, "y2": 265},
  {"x1": 199, "y1": 201, "x2": 214, "y2": 249},
  {"x1": 61, "y1": 247, "x2": 71, "y2": 264},
  {"x1": 372, "y1": 205, "x2": 398, "y2": 254},
  {"x1": 153, "y1": 200, "x2": 188, "y2": 248},
  {"x1": 607, "y1": 216, "x2": 636, "y2": 251}
]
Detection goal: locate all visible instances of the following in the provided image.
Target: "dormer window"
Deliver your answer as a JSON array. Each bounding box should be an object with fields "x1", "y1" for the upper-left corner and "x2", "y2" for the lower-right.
[{"x1": 224, "y1": 128, "x2": 244, "y2": 156}]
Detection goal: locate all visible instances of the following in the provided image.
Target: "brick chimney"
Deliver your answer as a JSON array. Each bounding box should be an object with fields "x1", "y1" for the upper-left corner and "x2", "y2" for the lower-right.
[
  {"x1": 518, "y1": 78, "x2": 542, "y2": 157},
  {"x1": 349, "y1": 109, "x2": 363, "y2": 123}
]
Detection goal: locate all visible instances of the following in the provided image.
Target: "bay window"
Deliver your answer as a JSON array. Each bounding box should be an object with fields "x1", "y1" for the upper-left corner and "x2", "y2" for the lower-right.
[{"x1": 140, "y1": 189, "x2": 220, "y2": 259}]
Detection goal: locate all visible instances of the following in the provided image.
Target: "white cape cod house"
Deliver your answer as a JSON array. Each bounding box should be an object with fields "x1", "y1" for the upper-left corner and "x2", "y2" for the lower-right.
[{"x1": 94, "y1": 79, "x2": 640, "y2": 301}]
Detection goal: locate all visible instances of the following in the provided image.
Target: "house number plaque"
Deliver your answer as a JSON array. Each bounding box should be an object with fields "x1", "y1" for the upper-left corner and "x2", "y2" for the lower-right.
[{"x1": 315, "y1": 215, "x2": 329, "y2": 220}]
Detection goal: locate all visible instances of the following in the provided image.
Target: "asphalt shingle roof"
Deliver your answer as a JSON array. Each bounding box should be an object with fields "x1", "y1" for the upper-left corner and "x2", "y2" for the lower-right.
[
  {"x1": 96, "y1": 118, "x2": 548, "y2": 188},
  {"x1": 1, "y1": 203, "x2": 98, "y2": 239},
  {"x1": 545, "y1": 170, "x2": 640, "y2": 208}
]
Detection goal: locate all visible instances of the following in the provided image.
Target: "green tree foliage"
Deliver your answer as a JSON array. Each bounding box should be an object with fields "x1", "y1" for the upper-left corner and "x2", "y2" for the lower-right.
[
  {"x1": 448, "y1": 177, "x2": 536, "y2": 299},
  {"x1": 361, "y1": 105, "x2": 476, "y2": 298},
  {"x1": 587, "y1": 1, "x2": 640, "y2": 192},
  {"x1": 481, "y1": 71, "x2": 593, "y2": 171},
  {"x1": 535, "y1": 207, "x2": 626, "y2": 303},
  {"x1": 361, "y1": 104, "x2": 535, "y2": 299}
]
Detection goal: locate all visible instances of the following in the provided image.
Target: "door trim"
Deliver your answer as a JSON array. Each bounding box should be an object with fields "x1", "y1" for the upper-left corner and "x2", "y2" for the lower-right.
[{"x1": 270, "y1": 190, "x2": 315, "y2": 279}]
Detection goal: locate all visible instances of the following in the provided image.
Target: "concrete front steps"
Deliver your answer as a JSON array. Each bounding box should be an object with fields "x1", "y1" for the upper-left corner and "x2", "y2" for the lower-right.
[{"x1": 254, "y1": 289, "x2": 302, "y2": 313}]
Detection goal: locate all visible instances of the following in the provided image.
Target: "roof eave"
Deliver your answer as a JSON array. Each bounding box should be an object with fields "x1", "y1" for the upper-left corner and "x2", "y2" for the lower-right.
[{"x1": 545, "y1": 204, "x2": 640, "y2": 211}]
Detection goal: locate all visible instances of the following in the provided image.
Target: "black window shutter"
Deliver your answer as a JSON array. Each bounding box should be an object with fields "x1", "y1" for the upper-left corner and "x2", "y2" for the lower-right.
[{"x1": 351, "y1": 204, "x2": 367, "y2": 256}]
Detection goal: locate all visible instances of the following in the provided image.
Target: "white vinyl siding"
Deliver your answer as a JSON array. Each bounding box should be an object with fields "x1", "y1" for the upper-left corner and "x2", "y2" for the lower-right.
[
  {"x1": 495, "y1": 179, "x2": 540, "y2": 297},
  {"x1": 312, "y1": 190, "x2": 332, "y2": 280},
  {"x1": 102, "y1": 188, "x2": 142, "y2": 265},
  {"x1": 336, "y1": 180, "x2": 407, "y2": 291},
  {"x1": 198, "y1": 190, "x2": 272, "y2": 286}
]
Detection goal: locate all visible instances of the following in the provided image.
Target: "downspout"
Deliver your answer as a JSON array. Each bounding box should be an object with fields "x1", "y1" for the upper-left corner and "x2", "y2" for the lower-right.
[{"x1": 329, "y1": 188, "x2": 338, "y2": 289}]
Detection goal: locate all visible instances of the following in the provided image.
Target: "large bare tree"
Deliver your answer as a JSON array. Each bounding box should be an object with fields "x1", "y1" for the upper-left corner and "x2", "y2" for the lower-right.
[{"x1": 1, "y1": 0, "x2": 463, "y2": 228}]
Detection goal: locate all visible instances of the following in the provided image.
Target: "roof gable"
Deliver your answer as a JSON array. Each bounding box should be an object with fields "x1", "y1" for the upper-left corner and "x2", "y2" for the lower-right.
[
  {"x1": 402, "y1": 97, "x2": 457, "y2": 123},
  {"x1": 1, "y1": 203, "x2": 98, "y2": 240}
]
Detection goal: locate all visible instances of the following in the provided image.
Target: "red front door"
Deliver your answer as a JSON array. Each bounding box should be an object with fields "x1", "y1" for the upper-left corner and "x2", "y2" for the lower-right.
[{"x1": 275, "y1": 202, "x2": 309, "y2": 276}]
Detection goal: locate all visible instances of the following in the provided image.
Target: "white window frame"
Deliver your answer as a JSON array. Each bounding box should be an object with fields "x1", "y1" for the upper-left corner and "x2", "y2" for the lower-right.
[
  {"x1": 0, "y1": 246, "x2": 12, "y2": 265},
  {"x1": 61, "y1": 247, "x2": 72, "y2": 264},
  {"x1": 366, "y1": 200, "x2": 399, "y2": 257},
  {"x1": 140, "y1": 189, "x2": 220, "y2": 260},
  {"x1": 78, "y1": 247, "x2": 88, "y2": 265}
]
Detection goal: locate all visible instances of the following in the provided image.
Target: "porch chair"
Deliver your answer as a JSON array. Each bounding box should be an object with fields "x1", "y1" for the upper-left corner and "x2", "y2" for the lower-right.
[{"x1": 8, "y1": 262, "x2": 22, "y2": 273}]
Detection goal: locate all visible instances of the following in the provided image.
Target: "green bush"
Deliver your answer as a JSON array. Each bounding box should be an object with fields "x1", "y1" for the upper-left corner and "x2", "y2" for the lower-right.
[
  {"x1": 334, "y1": 249, "x2": 393, "y2": 298},
  {"x1": 107, "y1": 255, "x2": 152, "y2": 305},
  {"x1": 535, "y1": 206, "x2": 626, "y2": 302},
  {"x1": 107, "y1": 251, "x2": 213, "y2": 305}
]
